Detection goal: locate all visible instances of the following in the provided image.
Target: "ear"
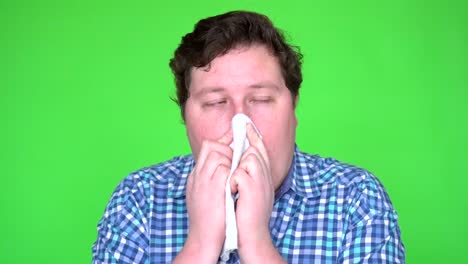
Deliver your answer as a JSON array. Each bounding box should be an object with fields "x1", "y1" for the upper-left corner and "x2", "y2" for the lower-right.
[
  {"x1": 293, "y1": 95, "x2": 299, "y2": 127},
  {"x1": 294, "y1": 112, "x2": 299, "y2": 128},
  {"x1": 293, "y1": 94, "x2": 299, "y2": 107}
]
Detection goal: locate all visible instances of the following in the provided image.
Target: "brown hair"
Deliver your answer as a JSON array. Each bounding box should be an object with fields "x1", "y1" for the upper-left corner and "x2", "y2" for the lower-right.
[{"x1": 169, "y1": 10, "x2": 303, "y2": 119}]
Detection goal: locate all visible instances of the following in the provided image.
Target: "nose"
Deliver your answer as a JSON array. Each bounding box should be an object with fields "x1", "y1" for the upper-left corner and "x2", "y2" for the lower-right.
[{"x1": 232, "y1": 99, "x2": 250, "y2": 118}]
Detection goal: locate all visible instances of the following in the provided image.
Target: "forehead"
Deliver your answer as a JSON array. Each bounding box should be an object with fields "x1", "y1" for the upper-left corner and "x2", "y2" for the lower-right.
[{"x1": 189, "y1": 45, "x2": 285, "y2": 93}]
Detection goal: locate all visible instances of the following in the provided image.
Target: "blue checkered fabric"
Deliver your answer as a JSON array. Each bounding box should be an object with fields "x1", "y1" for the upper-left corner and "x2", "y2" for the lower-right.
[{"x1": 92, "y1": 146, "x2": 405, "y2": 263}]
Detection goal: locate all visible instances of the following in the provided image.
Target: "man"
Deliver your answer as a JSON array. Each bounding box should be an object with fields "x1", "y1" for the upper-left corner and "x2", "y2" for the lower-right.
[{"x1": 92, "y1": 11, "x2": 405, "y2": 263}]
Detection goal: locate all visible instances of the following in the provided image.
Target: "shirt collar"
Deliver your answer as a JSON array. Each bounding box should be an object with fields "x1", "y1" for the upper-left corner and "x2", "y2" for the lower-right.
[
  {"x1": 274, "y1": 156, "x2": 294, "y2": 200},
  {"x1": 277, "y1": 145, "x2": 322, "y2": 199}
]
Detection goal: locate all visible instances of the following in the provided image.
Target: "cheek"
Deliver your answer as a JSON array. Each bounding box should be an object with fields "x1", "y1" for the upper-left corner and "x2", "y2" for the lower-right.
[
  {"x1": 251, "y1": 112, "x2": 297, "y2": 157},
  {"x1": 186, "y1": 116, "x2": 231, "y2": 156},
  {"x1": 250, "y1": 117, "x2": 277, "y2": 153}
]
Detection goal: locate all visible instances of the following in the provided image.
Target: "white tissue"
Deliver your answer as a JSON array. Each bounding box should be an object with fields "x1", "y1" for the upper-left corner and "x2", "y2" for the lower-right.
[{"x1": 220, "y1": 113, "x2": 261, "y2": 261}]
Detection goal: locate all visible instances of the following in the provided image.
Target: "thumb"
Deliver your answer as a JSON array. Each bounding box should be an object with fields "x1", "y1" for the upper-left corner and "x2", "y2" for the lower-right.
[{"x1": 218, "y1": 128, "x2": 233, "y2": 145}]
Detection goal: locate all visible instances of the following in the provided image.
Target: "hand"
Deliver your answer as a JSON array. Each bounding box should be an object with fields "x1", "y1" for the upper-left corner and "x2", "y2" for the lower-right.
[
  {"x1": 175, "y1": 130, "x2": 232, "y2": 263},
  {"x1": 230, "y1": 123, "x2": 281, "y2": 262}
]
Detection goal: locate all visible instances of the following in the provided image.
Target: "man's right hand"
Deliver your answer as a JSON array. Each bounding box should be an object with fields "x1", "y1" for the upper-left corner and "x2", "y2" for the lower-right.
[{"x1": 174, "y1": 130, "x2": 233, "y2": 263}]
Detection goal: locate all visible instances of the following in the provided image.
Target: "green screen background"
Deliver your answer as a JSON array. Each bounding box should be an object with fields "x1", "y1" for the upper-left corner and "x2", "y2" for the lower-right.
[{"x1": 2, "y1": 0, "x2": 467, "y2": 263}]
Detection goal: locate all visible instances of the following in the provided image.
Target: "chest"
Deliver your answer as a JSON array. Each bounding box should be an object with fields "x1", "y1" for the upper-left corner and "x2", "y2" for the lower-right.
[{"x1": 147, "y1": 189, "x2": 348, "y2": 263}]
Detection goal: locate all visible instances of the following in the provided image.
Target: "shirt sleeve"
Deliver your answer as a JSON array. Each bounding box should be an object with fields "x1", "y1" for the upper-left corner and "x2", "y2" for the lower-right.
[
  {"x1": 92, "y1": 177, "x2": 150, "y2": 264},
  {"x1": 338, "y1": 172, "x2": 406, "y2": 263}
]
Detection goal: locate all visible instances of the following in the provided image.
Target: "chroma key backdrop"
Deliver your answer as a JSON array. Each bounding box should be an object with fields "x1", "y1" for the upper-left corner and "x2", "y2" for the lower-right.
[{"x1": 2, "y1": 0, "x2": 467, "y2": 263}]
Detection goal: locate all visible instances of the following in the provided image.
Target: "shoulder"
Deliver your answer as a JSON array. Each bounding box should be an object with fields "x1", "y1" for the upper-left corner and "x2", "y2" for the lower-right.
[
  {"x1": 98, "y1": 155, "x2": 193, "y2": 227},
  {"x1": 127, "y1": 155, "x2": 193, "y2": 187},
  {"x1": 294, "y1": 148, "x2": 394, "y2": 212},
  {"x1": 93, "y1": 155, "x2": 193, "y2": 261},
  {"x1": 106, "y1": 155, "x2": 193, "y2": 210},
  {"x1": 295, "y1": 148, "x2": 372, "y2": 183}
]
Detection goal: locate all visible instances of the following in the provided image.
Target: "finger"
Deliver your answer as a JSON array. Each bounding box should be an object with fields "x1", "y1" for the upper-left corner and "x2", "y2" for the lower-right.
[
  {"x1": 230, "y1": 167, "x2": 252, "y2": 195},
  {"x1": 246, "y1": 123, "x2": 269, "y2": 167},
  {"x1": 213, "y1": 164, "x2": 230, "y2": 190},
  {"x1": 238, "y1": 152, "x2": 268, "y2": 183},
  {"x1": 198, "y1": 150, "x2": 232, "y2": 182},
  {"x1": 239, "y1": 146, "x2": 263, "y2": 166},
  {"x1": 218, "y1": 128, "x2": 233, "y2": 145},
  {"x1": 186, "y1": 170, "x2": 193, "y2": 200},
  {"x1": 196, "y1": 140, "x2": 233, "y2": 174},
  {"x1": 239, "y1": 137, "x2": 269, "y2": 180}
]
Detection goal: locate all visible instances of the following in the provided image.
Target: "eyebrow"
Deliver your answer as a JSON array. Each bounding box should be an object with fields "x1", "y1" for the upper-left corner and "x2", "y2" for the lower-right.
[
  {"x1": 248, "y1": 82, "x2": 281, "y2": 91},
  {"x1": 191, "y1": 87, "x2": 226, "y2": 98},
  {"x1": 192, "y1": 82, "x2": 281, "y2": 98}
]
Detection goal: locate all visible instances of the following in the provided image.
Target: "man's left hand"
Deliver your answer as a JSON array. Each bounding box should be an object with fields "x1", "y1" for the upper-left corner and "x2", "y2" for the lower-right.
[{"x1": 230, "y1": 123, "x2": 285, "y2": 263}]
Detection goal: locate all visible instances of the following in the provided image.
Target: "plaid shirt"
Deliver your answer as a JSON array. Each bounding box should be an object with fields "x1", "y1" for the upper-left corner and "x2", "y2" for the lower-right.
[{"x1": 92, "y1": 146, "x2": 405, "y2": 263}]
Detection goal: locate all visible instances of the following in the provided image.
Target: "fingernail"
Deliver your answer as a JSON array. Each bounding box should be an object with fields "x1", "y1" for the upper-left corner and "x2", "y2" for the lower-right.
[{"x1": 246, "y1": 123, "x2": 253, "y2": 132}]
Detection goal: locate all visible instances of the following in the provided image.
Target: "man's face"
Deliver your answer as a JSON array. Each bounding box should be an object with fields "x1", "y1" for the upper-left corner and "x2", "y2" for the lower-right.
[{"x1": 184, "y1": 44, "x2": 298, "y2": 189}]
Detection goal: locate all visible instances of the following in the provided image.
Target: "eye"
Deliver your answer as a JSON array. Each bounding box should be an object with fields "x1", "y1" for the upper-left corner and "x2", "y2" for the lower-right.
[
  {"x1": 250, "y1": 97, "x2": 273, "y2": 104},
  {"x1": 203, "y1": 100, "x2": 227, "y2": 107}
]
